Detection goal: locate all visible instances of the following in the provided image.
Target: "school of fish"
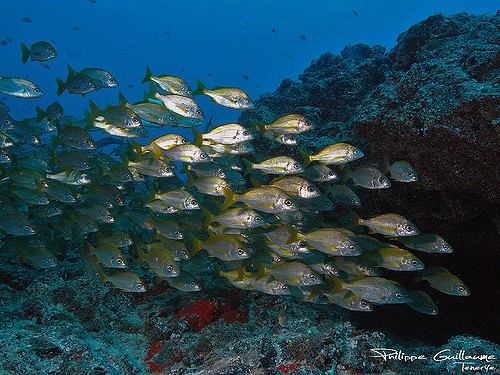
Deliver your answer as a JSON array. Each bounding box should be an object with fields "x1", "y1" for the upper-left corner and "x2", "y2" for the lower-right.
[{"x1": 0, "y1": 40, "x2": 470, "y2": 315}]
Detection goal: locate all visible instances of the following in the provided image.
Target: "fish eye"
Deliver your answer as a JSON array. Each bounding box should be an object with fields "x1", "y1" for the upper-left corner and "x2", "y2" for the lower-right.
[
  {"x1": 67, "y1": 194, "x2": 74, "y2": 200},
  {"x1": 307, "y1": 186, "x2": 315, "y2": 192},
  {"x1": 328, "y1": 171, "x2": 335, "y2": 176},
  {"x1": 298, "y1": 241, "x2": 307, "y2": 248},
  {"x1": 24, "y1": 225, "x2": 31, "y2": 231},
  {"x1": 243, "y1": 131, "x2": 249, "y2": 136},
  {"x1": 169, "y1": 115, "x2": 175, "y2": 121},
  {"x1": 395, "y1": 293, "x2": 402, "y2": 299},
  {"x1": 349, "y1": 245, "x2": 356, "y2": 251},
  {"x1": 137, "y1": 283, "x2": 144, "y2": 289},
  {"x1": 106, "y1": 215, "x2": 113, "y2": 221},
  {"x1": 200, "y1": 153, "x2": 207, "y2": 159},
  {"x1": 47, "y1": 49, "x2": 52, "y2": 53},
  {"x1": 196, "y1": 110, "x2": 202, "y2": 114},
  {"x1": 181, "y1": 251, "x2": 187, "y2": 257},
  {"x1": 109, "y1": 78, "x2": 115, "y2": 83},
  {"x1": 174, "y1": 230, "x2": 181, "y2": 236},
  {"x1": 442, "y1": 244, "x2": 449, "y2": 249},
  {"x1": 167, "y1": 265, "x2": 173, "y2": 272},
  {"x1": 190, "y1": 199, "x2": 198, "y2": 205},
  {"x1": 116, "y1": 259, "x2": 125, "y2": 266},
  {"x1": 407, "y1": 171, "x2": 414, "y2": 176},
  {"x1": 360, "y1": 301, "x2": 368, "y2": 307},
  {"x1": 34, "y1": 88, "x2": 40, "y2": 93},
  {"x1": 458, "y1": 286, "x2": 466, "y2": 292},
  {"x1": 405, "y1": 225, "x2": 414, "y2": 232},
  {"x1": 141, "y1": 129, "x2": 147, "y2": 134},
  {"x1": 284, "y1": 199, "x2": 292, "y2": 206},
  {"x1": 309, "y1": 274, "x2": 317, "y2": 280},
  {"x1": 281, "y1": 285, "x2": 288, "y2": 290},
  {"x1": 182, "y1": 138, "x2": 189, "y2": 143},
  {"x1": 237, "y1": 248, "x2": 244, "y2": 255},
  {"x1": 353, "y1": 149, "x2": 360, "y2": 155},
  {"x1": 190, "y1": 282, "x2": 197, "y2": 287},
  {"x1": 244, "y1": 99, "x2": 251, "y2": 103},
  {"x1": 254, "y1": 216, "x2": 261, "y2": 221},
  {"x1": 294, "y1": 163, "x2": 301, "y2": 169},
  {"x1": 378, "y1": 177, "x2": 385, "y2": 183},
  {"x1": 411, "y1": 260, "x2": 419, "y2": 266}
]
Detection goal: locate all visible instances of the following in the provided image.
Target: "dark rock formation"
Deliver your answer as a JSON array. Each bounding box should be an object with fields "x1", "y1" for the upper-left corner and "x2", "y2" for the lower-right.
[{"x1": 240, "y1": 12, "x2": 499, "y2": 345}]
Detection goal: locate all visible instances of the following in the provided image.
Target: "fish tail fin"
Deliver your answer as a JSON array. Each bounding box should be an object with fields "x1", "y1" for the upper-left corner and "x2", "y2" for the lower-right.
[
  {"x1": 141, "y1": 65, "x2": 153, "y2": 84},
  {"x1": 150, "y1": 143, "x2": 163, "y2": 161},
  {"x1": 186, "y1": 171, "x2": 195, "y2": 188},
  {"x1": 35, "y1": 106, "x2": 45, "y2": 122},
  {"x1": 67, "y1": 64, "x2": 77, "y2": 76},
  {"x1": 249, "y1": 176, "x2": 262, "y2": 187},
  {"x1": 131, "y1": 140, "x2": 145, "y2": 158},
  {"x1": 284, "y1": 225, "x2": 300, "y2": 244},
  {"x1": 192, "y1": 128, "x2": 204, "y2": 146},
  {"x1": 204, "y1": 115, "x2": 213, "y2": 132},
  {"x1": 342, "y1": 164, "x2": 351, "y2": 183},
  {"x1": 325, "y1": 274, "x2": 344, "y2": 294},
  {"x1": 135, "y1": 246, "x2": 146, "y2": 265},
  {"x1": 220, "y1": 187, "x2": 237, "y2": 210},
  {"x1": 201, "y1": 207, "x2": 214, "y2": 227},
  {"x1": 253, "y1": 263, "x2": 269, "y2": 280},
  {"x1": 55, "y1": 77, "x2": 66, "y2": 96},
  {"x1": 20, "y1": 43, "x2": 30, "y2": 63},
  {"x1": 249, "y1": 118, "x2": 266, "y2": 134},
  {"x1": 118, "y1": 92, "x2": 128, "y2": 106},
  {"x1": 300, "y1": 150, "x2": 312, "y2": 167},
  {"x1": 381, "y1": 156, "x2": 390, "y2": 175},
  {"x1": 241, "y1": 158, "x2": 254, "y2": 176},
  {"x1": 88, "y1": 99, "x2": 101, "y2": 121},
  {"x1": 335, "y1": 211, "x2": 362, "y2": 228},
  {"x1": 144, "y1": 82, "x2": 158, "y2": 100},
  {"x1": 193, "y1": 78, "x2": 207, "y2": 96},
  {"x1": 189, "y1": 234, "x2": 203, "y2": 256}
]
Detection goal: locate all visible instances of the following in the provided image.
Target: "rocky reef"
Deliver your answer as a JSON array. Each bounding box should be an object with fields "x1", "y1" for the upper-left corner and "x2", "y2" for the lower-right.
[
  {"x1": 1, "y1": 12, "x2": 499, "y2": 375},
  {"x1": 240, "y1": 11, "x2": 499, "y2": 346}
]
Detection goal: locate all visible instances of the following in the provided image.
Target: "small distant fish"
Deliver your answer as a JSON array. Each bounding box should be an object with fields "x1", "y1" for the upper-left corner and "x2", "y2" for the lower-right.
[
  {"x1": 299, "y1": 34, "x2": 306, "y2": 41},
  {"x1": 352, "y1": 10, "x2": 358, "y2": 16},
  {"x1": 242, "y1": 75, "x2": 249, "y2": 80},
  {"x1": 382, "y1": 157, "x2": 419, "y2": 182},
  {"x1": 240, "y1": 25, "x2": 247, "y2": 30},
  {"x1": 41, "y1": 64, "x2": 50, "y2": 70},
  {"x1": 243, "y1": 156, "x2": 304, "y2": 175},
  {"x1": 271, "y1": 28, "x2": 277, "y2": 33},
  {"x1": 21, "y1": 17, "x2": 32, "y2": 23},
  {"x1": 21, "y1": 41, "x2": 57, "y2": 63},
  {"x1": 80, "y1": 66, "x2": 118, "y2": 89},
  {"x1": 343, "y1": 166, "x2": 391, "y2": 189},
  {"x1": 253, "y1": 114, "x2": 313, "y2": 135},
  {"x1": 71, "y1": 26, "x2": 79, "y2": 31},
  {"x1": 0, "y1": 77, "x2": 44, "y2": 98},
  {"x1": 142, "y1": 66, "x2": 193, "y2": 97},
  {"x1": 0, "y1": 40, "x2": 8, "y2": 46},
  {"x1": 407, "y1": 290, "x2": 438, "y2": 315},
  {"x1": 259, "y1": 262, "x2": 322, "y2": 287},
  {"x1": 56, "y1": 73, "x2": 96, "y2": 96},
  {"x1": 68, "y1": 54, "x2": 74, "y2": 58},
  {"x1": 89, "y1": 0, "x2": 97, "y2": 3},
  {"x1": 193, "y1": 123, "x2": 253, "y2": 145},
  {"x1": 163, "y1": 31, "x2": 170, "y2": 36},
  {"x1": 194, "y1": 79, "x2": 253, "y2": 110},
  {"x1": 414, "y1": 266, "x2": 470, "y2": 296},
  {"x1": 301, "y1": 143, "x2": 364, "y2": 167},
  {"x1": 207, "y1": 72, "x2": 214, "y2": 77},
  {"x1": 341, "y1": 212, "x2": 420, "y2": 237},
  {"x1": 127, "y1": 84, "x2": 134, "y2": 88},
  {"x1": 392, "y1": 233, "x2": 453, "y2": 254},
  {"x1": 98, "y1": 269, "x2": 146, "y2": 292},
  {"x1": 326, "y1": 184, "x2": 361, "y2": 206}
]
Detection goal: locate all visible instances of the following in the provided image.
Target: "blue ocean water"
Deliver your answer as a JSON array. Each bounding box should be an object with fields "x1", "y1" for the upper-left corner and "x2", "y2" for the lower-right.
[
  {"x1": 1, "y1": 2, "x2": 499, "y2": 373},
  {"x1": 1, "y1": 0, "x2": 498, "y2": 135}
]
